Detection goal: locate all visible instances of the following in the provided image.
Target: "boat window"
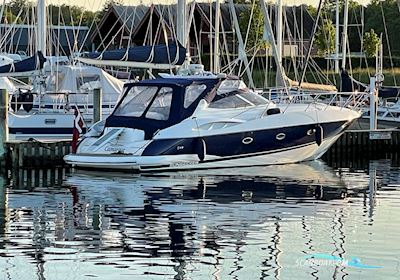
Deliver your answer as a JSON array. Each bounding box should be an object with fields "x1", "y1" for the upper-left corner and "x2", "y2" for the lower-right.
[
  {"x1": 184, "y1": 84, "x2": 207, "y2": 108},
  {"x1": 114, "y1": 86, "x2": 158, "y2": 117},
  {"x1": 145, "y1": 87, "x2": 173, "y2": 120},
  {"x1": 209, "y1": 89, "x2": 268, "y2": 109},
  {"x1": 76, "y1": 75, "x2": 100, "y2": 90},
  {"x1": 218, "y1": 79, "x2": 248, "y2": 93}
]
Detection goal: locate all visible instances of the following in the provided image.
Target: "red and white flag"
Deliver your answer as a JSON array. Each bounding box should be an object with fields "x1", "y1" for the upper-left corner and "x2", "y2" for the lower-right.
[{"x1": 72, "y1": 105, "x2": 85, "y2": 154}]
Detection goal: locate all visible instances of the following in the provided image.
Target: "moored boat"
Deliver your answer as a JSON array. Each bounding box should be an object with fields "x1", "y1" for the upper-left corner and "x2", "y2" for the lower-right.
[{"x1": 64, "y1": 75, "x2": 361, "y2": 171}]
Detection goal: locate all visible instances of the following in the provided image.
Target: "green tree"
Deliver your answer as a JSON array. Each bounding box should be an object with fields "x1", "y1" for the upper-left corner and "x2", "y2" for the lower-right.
[
  {"x1": 363, "y1": 29, "x2": 380, "y2": 57},
  {"x1": 3, "y1": 9, "x2": 18, "y2": 24},
  {"x1": 239, "y1": 3, "x2": 268, "y2": 51},
  {"x1": 96, "y1": 0, "x2": 123, "y2": 22},
  {"x1": 365, "y1": 0, "x2": 400, "y2": 56},
  {"x1": 48, "y1": 4, "x2": 96, "y2": 27},
  {"x1": 315, "y1": 19, "x2": 335, "y2": 56},
  {"x1": 8, "y1": 0, "x2": 30, "y2": 17}
]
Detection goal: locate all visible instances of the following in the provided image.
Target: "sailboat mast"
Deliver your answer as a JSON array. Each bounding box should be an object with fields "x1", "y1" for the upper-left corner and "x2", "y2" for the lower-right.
[
  {"x1": 259, "y1": 0, "x2": 286, "y2": 89},
  {"x1": 228, "y1": 0, "x2": 254, "y2": 88},
  {"x1": 334, "y1": 0, "x2": 340, "y2": 73},
  {"x1": 37, "y1": 0, "x2": 47, "y2": 56},
  {"x1": 213, "y1": 0, "x2": 221, "y2": 73},
  {"x1": 177, "y1": 0, "x2": 186, "y2": 47},
  {"x1": 341, "y1": 0, "x2": 349, "y2": 70},
  {"x1": 276, "y1": 0, "x2": 283, "y2": 65}
]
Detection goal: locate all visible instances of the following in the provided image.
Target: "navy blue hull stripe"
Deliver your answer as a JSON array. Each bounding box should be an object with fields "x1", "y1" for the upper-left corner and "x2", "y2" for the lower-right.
[{"x1": 143, "y1": 120, "x2": 350, "y2": 158}]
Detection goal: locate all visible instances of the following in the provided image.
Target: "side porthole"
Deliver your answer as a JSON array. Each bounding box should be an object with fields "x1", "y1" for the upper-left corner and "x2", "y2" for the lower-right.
[
  {"x1": 242, "y1": 137, "x2": 254, "y2": 145},
  {"x1": 307, "y1": 129, "x2": 315, "y2": 136},
  {"x1": 276, "y1": 133, "x2": 286, "y2": 141}
]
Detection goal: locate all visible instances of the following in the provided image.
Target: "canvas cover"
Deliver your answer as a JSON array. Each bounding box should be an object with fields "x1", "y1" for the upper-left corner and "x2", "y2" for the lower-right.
[
  {"x1": 80, "y1": 43, "x2": 186, "y2": 68},
  {"x1": 0, "y1": 77, "x2": 17, "y2": 93},
  {"x1": 0, "y1": 52, "x2": 46, "y2": 76},
  {"x1": 55, "y1": 65, "x2": 124, "y2": 95},
  {"x1": 41, "y1": 65, "x2": 125, "y2": 107}
]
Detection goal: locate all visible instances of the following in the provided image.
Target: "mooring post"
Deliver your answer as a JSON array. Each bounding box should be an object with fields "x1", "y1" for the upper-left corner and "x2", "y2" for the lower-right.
[
  {"x1": 93, "y1": 88, "x2": 102, "y2": 124},
  {"x1": 369, "y1": 76, "x2": 377, "y2": 131},
  {"x1": 0, "y1": 89, "x2": 8, "y2": 159}
]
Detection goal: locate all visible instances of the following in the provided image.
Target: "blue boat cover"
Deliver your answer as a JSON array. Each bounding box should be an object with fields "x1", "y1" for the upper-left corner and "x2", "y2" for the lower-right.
[
  {"x1": 0, "y1": 51, "x2": 46, "y2": 74},
  {"x1": 83, "y1": 43, "x2": 186, "y2": 65},
  {"x1": 105, "y1": 78, "x2": 219, "y2": 139},
  {"x1": 341, "y1": 69, "x2": 400, "y2": 98}
]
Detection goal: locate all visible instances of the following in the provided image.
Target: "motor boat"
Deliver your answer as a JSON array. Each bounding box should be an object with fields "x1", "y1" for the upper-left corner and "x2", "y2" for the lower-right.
[{"x1": 64, "y1": 76, "x2": 361, "y2": 171}]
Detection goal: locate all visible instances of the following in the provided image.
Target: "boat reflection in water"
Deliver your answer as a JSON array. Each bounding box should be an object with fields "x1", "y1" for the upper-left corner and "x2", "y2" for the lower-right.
[{"x1": 0, "y1": 159, "x2": 399, "y2": 279}]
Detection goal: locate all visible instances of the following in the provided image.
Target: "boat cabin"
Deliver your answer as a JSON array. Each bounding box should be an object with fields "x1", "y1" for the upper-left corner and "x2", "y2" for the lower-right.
[{"x1": 105, "y1": 78, "x2": 268, "y2": 139}]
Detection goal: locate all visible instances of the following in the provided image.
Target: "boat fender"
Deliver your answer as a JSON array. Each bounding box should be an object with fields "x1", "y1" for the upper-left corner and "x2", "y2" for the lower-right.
[
  {"x1": 315, "y1": 124, "x2": 323, "y2": 146},
  {"x1": 22, "y1": 92, "x2": 33, "y2": 113},
  {"x1": 194, "y1": 138, "x2": 206, "y2": 161}
]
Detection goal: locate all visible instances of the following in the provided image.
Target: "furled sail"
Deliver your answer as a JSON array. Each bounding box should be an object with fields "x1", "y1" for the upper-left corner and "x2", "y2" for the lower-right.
[
  {"x1": 287, "y1": 78, "x2": 337, "y2": 92},
  {"x1": 0, "y1": 51, "x2": 46, "y2": 77},
  {"x1": 77, "y1": 43, "x2": 186, "y2": 69}
]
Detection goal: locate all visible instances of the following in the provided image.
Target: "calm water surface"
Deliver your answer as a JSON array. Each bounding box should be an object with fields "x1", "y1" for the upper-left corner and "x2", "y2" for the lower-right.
[{"x1": 0, "y1": 156, "x2": 400, "y2": 280}]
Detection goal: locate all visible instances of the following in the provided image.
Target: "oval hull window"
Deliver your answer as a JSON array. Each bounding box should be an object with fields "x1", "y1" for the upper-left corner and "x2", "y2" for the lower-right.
[
  {"x1": 307, "y1": 129, "x2": 315, "y2": 136},
  {"x1": 276, "y1": 133, "x2": 286, "y2": 141},
  {"x1": 242, "y1": 137, "x2": 254, "y2": 145}
]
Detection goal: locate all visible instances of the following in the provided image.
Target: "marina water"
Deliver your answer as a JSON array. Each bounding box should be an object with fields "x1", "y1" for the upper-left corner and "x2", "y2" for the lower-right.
[{"x1": 0, "y1": 155, "x2": 399, "y2": 279}]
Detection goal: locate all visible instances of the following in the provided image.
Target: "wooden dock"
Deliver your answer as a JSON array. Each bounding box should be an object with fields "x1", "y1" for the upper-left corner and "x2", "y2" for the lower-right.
[
  {"x1": 323, "y1": 129, "x2": 400, "y2": 167},
  {"x1": 327, "y1": 129, "x2": 400, "y2": 152},
  {"x1": 1, "y1": 140, "x2": 72, "y2": 170}
]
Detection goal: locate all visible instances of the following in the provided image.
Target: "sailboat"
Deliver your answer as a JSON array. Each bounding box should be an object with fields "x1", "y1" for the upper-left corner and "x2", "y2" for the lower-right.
[{"x1": 0, "y1": 0, "x2": 191, "y2": 140}]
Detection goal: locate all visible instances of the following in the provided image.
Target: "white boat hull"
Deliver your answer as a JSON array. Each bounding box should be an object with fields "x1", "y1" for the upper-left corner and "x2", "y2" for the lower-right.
[{"x1": 64, "y1": 134, "x2": 341, "y2": 171}]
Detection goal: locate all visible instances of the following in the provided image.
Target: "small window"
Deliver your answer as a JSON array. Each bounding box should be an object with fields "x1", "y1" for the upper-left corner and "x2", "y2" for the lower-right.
[
  {"x1": 184, "y1": 84, "x2": 207, "y2": 108},
  {"x1": 44, "y1": 119, "x2": 56, "y2": 125},
  {"x1": 209, "y1": 90, "x2": 268, "y2": 109},
  {"x1": 145, "y1": 87, "x2": 173, "y2": 120},
  {"x1": 76, "y1": 75, "x2": 100, "y2": 89}
]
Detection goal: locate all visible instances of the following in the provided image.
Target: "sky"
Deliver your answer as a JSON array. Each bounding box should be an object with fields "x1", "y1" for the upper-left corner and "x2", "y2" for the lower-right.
[{"x1": 44, "y1": 0, "x2": 372, "y2": 12}]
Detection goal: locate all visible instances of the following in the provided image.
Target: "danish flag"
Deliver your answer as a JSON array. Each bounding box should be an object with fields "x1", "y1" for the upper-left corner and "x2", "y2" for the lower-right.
[{"x1": 71, "y1": 105, "x2": 85, "y2": 154}]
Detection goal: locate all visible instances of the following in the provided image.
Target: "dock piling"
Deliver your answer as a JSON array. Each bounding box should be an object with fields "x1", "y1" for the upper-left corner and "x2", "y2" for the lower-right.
[
  {"x1": 369, "y1": 76, "x2": 377, "y2": 132},
  {"x1": 93, "y1": 88, "x2": 102, "y2": 123},
  {"x1": 0, "y1": 89, "x2": 8, "y2": 163}
]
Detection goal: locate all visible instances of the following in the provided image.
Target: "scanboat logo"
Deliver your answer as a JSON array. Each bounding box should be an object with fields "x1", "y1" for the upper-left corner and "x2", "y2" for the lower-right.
[{"x1": 296, "y1": 254, "x2": 382, "y2": 269}]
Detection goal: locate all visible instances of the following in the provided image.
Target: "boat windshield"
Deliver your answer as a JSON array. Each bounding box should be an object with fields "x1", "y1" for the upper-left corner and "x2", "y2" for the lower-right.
[
  {"x1": 113, "y1": 86, "x2": 173, "y2": 120},
  {"x1": 209, "y1": 80, "x2": 268, "y2": 109}
]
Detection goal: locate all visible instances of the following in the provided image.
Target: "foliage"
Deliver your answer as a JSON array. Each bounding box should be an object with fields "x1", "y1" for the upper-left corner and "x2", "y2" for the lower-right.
[
  {"x1": 96, "y1": 0, "x2": 123, "y2": 21},
  {"x1": 1, "y1": 0, "x2": 96, "y2": 27},
  {"x1": 48, "y1": 4, "x2": 96, "y2": 26},
  {"x1": 363, "y1": 29, "x2": 380, "y2": 57},
  {"x1": 315, "y1": 19, "x2": 335, "y2": 55},
  {"x1": 238, "y1": 3, "x2": 268, "y2": 51}
]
